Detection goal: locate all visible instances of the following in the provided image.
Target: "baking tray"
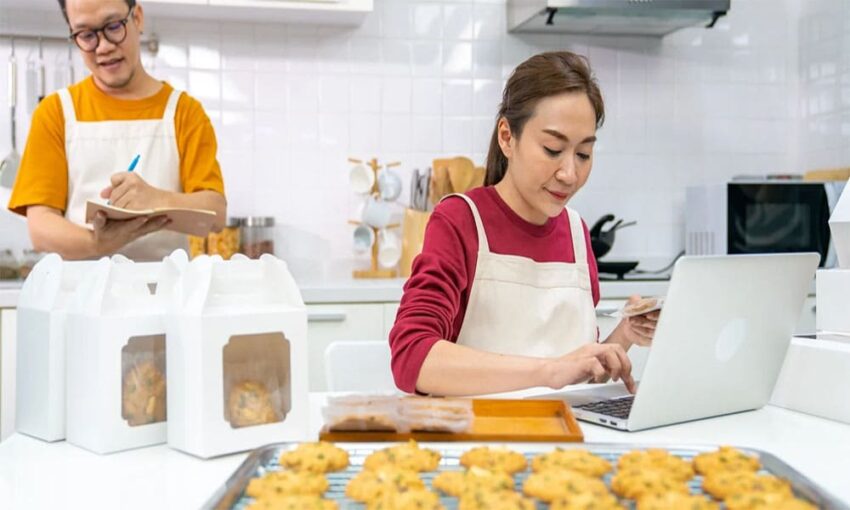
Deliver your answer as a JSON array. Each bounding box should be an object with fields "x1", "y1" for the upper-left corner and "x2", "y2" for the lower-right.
[
  {"x1": 319, "y1": 399, "x2": 584, "y2": 443},
  {"x1": 203, "y1": 442, "x2": 848, "y2": 510}
]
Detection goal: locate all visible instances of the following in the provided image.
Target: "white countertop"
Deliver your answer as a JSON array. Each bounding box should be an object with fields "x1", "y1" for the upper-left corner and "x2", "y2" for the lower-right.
[
  {"x1": 0, "y1": 390, "x2": 847, "y2": 509},
  {"x1": 0, "y1": 278, "x2": 671, "y2": 309}
]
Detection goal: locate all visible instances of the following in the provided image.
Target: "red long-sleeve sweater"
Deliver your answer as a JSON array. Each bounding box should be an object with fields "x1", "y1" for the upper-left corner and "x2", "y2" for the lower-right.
[{"x1": 389, "y1": 186, "x2": 600, "y2": 393}]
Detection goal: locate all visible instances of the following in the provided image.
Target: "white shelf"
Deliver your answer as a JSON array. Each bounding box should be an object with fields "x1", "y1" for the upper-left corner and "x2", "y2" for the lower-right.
[
  {"x1": 143, "y1": 0, "x2": 372, "y2": 26},
  {"x1": 0, "y1": 0, "x2": 372, "y2": 27}
]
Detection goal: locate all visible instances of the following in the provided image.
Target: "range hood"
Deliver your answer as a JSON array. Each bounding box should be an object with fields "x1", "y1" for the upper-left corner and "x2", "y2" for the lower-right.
[{"x1": 508, "y1": 0, "x2": 731, "y2": 37}]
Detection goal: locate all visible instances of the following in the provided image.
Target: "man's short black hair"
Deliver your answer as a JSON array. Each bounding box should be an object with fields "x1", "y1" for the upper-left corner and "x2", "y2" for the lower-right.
[{"x1": 57, "y1": 0, "x2": 137, "y2": 24}]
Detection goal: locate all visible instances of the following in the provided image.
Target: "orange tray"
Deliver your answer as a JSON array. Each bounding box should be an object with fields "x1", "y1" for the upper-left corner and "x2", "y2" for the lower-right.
[{"x1": 318, "y1": 399, "x2": 583, "y2": 443}]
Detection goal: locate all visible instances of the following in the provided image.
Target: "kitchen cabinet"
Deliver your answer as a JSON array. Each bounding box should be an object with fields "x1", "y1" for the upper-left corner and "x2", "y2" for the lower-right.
[
  {"x1": 307, "y1": 303, "x2": 396, "y2": 392},
  {"x1": 0, "y1": 308, "x2": 17, "y2": 442},
  {"x1": 141, "y1": 0, "x2": 372, "y2": 25}
]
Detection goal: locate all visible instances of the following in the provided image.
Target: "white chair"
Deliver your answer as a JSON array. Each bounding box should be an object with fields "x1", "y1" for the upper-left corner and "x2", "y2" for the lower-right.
[{"x1": 324, "y1": 341, "x2": 397, "y2": 392}]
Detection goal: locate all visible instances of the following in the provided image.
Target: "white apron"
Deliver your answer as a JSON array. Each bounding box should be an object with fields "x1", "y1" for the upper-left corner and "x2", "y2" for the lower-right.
[
  {"x1": 451, "y1": 193, "x2": 597, "y2": 358},
  {"x1": 58, "y1": 87, "x2": 188, "y2": 262}
]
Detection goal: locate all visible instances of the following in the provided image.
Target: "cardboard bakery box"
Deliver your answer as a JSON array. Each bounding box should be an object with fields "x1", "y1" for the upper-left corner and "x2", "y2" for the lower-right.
[
  {"x1": 65, "y1": 251, "x2": 187, "y2": 454},
  {"x1": 165, "y1": 253, "x2": 309, "y2": 458},
  {"x1": 16, "y1": 255, "x2": 98, "y2": 442}
]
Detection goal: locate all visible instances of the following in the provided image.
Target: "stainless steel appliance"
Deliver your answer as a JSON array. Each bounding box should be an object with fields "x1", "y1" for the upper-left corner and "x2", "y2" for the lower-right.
[{"x1": 686, "y1": 179, "x2": 847, "y2": 267}]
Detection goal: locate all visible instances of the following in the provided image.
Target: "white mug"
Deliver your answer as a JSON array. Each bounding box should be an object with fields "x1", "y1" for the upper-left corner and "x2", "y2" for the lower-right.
[
  {"x1": 362, "y1": 197, "x2": 393, "y2": 229},
  {"x1": 377, "y1": 170, "x2": 402, "y2": 202},
  {"x1": 352, "y1": 224, "x2": 375, "y2": 253},
  {"x1": 349, "y1": 164, "x2": 375, "y2": 194},
  {"x1": 377, "y1": 229, "x2": 401, "y2": 269}
]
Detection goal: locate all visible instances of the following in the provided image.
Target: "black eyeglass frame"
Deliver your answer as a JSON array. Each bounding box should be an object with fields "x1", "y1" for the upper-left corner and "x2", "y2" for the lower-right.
[{"x1": 69, "y1": 7, "x2": 135, "y2": 53}]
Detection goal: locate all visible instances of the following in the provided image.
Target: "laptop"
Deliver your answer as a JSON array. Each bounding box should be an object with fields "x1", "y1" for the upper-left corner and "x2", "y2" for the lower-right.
[{"x1": 540, "y1": 253, "x2": 819, "y2": 432}]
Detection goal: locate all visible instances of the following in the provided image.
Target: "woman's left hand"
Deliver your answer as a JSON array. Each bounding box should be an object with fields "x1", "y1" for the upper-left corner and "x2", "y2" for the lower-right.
[{"x1": 619, "y1": 294, "x2": 660, "y2": 347}]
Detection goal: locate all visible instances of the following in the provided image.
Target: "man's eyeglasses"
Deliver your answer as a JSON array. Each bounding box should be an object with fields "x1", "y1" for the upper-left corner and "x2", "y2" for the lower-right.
[{"x1": 69, "y1": 8, "x2": 134, "y2": 52}]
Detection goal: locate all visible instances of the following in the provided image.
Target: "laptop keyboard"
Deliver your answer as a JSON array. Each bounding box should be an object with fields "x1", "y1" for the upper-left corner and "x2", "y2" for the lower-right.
[{"x1": 575, "y1": 395, "x2": 634, "y2": 419}]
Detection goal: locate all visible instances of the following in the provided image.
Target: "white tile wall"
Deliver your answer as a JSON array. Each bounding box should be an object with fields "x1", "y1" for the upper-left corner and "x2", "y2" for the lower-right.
[{"x1": 0, "y1": 0, "x2": 839, "y2": 281}]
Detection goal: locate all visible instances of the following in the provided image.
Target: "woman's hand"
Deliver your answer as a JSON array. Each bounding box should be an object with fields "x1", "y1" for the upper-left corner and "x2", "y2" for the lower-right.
[
  {"x1": 91, "y1": 211, "x2": 170, "y2": 257},
  {"x1": 540, "y1": 342, "x2": 636, "y2": 393},
  {"x1": 618, "y1": 294, "x2": 660, "y2": 347}
]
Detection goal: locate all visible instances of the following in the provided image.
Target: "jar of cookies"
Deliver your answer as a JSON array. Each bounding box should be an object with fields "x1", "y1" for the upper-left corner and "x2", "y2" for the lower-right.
[
  {"x1": 187, "y1": 235, "x2": 206, "y2": 259},
  {"x1": 207, "y1": 217, "x2": 243, "y2": 260},
  {"x1": 241, "y1": 217, "x2": 275, "y2": 259}
]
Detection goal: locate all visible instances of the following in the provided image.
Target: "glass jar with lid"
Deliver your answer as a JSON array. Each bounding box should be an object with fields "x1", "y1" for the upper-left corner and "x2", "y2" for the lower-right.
[
  {"x1": 18, "y1": 249, "x2": 44, "y2": 279},
  {"x1": 207, "y1": 217, "x2": 244, "y2": 260},
  {"x1": 0, "y1": 249, "x2": 20, "y2": 280},
  {"x1": 241, "y1": 217, "x2": 275, "y2": 259}
]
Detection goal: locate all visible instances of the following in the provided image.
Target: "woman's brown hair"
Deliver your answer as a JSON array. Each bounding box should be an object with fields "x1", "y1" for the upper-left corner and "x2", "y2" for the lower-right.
[{"x1": 485, "y1": 51, "x2": 605, "y2": 186}]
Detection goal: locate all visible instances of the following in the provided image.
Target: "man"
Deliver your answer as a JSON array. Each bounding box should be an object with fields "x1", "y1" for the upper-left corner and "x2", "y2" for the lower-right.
[{"x1": 7, "y1": 0, "x2": 226, "y2": 261}]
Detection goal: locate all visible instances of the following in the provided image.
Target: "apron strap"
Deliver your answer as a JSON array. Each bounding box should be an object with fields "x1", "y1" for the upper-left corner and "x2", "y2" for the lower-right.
[
  {"x1": 57, "y1": 88, "x2": 77, "y2": 125},
  {"x1": 441, "y1": 193, "x2": 490, "y2": 253},
  {"x1": 163, "y1": 89, "x2": 182, "y2": 120},
  {"x1": 566, "y1": 207, "x2": 587, "y2": 264}
]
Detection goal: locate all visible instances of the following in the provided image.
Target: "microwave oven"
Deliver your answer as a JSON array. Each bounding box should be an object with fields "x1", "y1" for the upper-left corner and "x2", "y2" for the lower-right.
[{"x1": 685, "y1": 180, "x2": 847, "y2": 267}]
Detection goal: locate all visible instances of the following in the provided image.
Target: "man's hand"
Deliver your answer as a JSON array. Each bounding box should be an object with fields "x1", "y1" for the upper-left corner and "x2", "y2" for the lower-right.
[
  {"x1": 101, "y1": 172, "x2": 168, "y2": 210},
  {"x1": 541, "y1": 342, "x2": 636, "y2": 393},
  {"x1": 90, "y1": 211, "x2": 170, "y2": 257}
]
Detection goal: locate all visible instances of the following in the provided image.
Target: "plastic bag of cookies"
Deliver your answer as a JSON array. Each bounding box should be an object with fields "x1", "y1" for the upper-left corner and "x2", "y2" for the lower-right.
[
  {"x1": 223, "y1": 359, "x2": 288, "y2": 429},
  {"x1": 322, "y1": 394, "x2": 402, "y2": 432},
  {"x1": 121, "y1": 336, "x2": 167, "y2": 427},
  {"x1": 399, "y1": 396, "x2": 473, "y2": 433}
]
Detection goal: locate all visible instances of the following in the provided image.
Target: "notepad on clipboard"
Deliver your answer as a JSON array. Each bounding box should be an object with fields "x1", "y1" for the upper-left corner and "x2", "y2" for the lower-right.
[{"x1": 85, "y1": 200, "x2": 217, "y2": 237}]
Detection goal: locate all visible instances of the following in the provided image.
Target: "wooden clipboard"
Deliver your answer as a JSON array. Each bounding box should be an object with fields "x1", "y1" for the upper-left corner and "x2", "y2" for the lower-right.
[{"x1": 85, "y1": 200, "x2": 217, "y2": 237}]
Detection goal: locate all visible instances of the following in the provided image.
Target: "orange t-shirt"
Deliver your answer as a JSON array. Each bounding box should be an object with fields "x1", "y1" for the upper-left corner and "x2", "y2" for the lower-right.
[{"x1": 7, "y1": 76, "x2": 225, "y2": 216}]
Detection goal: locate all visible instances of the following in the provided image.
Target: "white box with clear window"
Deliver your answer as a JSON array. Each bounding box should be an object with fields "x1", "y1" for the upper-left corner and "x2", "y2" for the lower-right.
[
  {"x1": 16, "y1": 255, "x2": 98, "y2": 441},
  {"x1": 165, "y1": 254, "x2": 309, "y2": 458},
  {"x1": 65, "y1": 252, "x2": 187, "y2": 454}
]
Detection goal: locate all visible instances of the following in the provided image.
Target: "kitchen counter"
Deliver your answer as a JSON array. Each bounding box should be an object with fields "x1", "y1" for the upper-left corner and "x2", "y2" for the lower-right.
[
  {"x1": 0, "y1": 281, "x2": 22, "y2": 309},
  {"x1": 0, "y1": 277, "x2": 672, "y2": 309},
  {"x1": 0, "y1": 390, "x2": 847, "y2": 509}
]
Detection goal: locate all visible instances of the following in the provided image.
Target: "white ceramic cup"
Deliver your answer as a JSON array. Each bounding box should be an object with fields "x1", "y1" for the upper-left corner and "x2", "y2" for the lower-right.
[
  {"x1": 352, "y1": 224, "x2": 375, "y2": 253},
  {"x1": 349, "y1": 163, "x2": 374, "y2": 194},
  {"x1": 377, "y1": 229, "x2": 401, "y2": 269},
  {"x1": 362, "y1": 196, "x2": 393, "y2": 229},
  {"x1": 377, "y1": 170, "x2": 403, "y2": 202}
]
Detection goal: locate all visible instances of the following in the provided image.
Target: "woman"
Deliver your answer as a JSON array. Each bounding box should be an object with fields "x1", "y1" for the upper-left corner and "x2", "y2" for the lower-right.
[{"x1": 389, "y1": 52, "x2": 658, "y2": 396}]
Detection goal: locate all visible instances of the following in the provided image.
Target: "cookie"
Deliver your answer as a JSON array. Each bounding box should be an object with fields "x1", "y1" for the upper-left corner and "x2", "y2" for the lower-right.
[
  {"x1": 550, "y1": 491, "x2": 624, "y2": 510},
  {"x1": 459, "y1": 446, "x2": 528, "y2": 475},
  {"x1": 616, "y1": 449, "x2": 694, "y2": 481},
  {"x1": 725, "y1": 492, "x2": 817, "y2": 510},
  {"x1": 365, "y1": 489, "x2": 444, "y2": 510},
  {"x1": 532, "y1": 448, "x2": 613, "y2": 478},
  {"x1": 345, "y1": 467, "x2": 425, "y2": 503},
  {"x1": 702, "y1": 471, "x2": 792, "y2": 500},
  {"x1": 122, "y1": 361, "x2": 167, "y2": 426},
  {"x1": 458, "y1": 490, "x2": 535, "y2": 510},
  {"x1": 245, "y1": 470, "x2": 329, "y2": 498},
  {"x1": 228, "y1": 381, "x2": 279, "y2": 428},
  {"x1": 279, "y1": 442, "x2": 350, "y2": 473},
  {"x1": 522, "y1": 469, "x2": 610, "y2": 502},
  {"x1": 245, "y1": 495, "x2": 338, "y2": 510},
  {"x1": 363, "y1": 440, "x2": 441, "y2": 472},
  {"x1": 636, "y1": 492, "x2": 718, "y2": 510},
  {"x1": 693, "y1": 446, "x2": 760, "y2": 475},
  {"x1": 610, "y1": 468, "x2": 690, "y2": 500},
  {"x1": 432, "y1": 467, "x2": 515, "y2": 497}
]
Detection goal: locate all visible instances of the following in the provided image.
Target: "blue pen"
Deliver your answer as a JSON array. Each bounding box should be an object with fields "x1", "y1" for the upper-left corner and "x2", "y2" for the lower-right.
[{"x1": 127, "y1": 154, "x2": 141, "y2": 172}]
